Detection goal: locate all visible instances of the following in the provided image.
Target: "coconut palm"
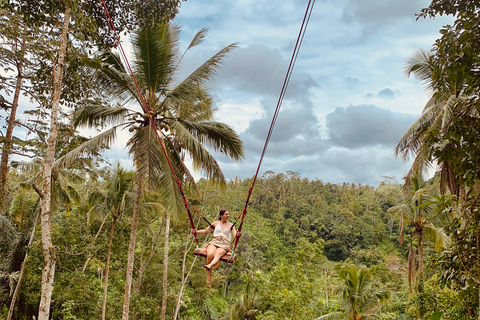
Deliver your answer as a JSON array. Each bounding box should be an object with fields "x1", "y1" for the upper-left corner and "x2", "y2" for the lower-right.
[
  {"x1": 57, "y1": 23, "x2": 244, "y2": 320},
  {"x1": 85, "y1": 163, "x2": 134, "y2": 320},
  {"x1": 377, "y1": 173, "x2": 450, "y2": 288},
  {"x1": 395, "y1": 48, "x2": 476, "y2": 195},
  {"x1": 315, "y1": 265, "x2": 389, "y2": 320}
]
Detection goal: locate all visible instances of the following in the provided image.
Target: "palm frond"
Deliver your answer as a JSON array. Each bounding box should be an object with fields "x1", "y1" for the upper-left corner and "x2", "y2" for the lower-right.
[
  {"x1": 9, "y1": 159, "x2": 42, "y2": 173},
  {"x1": 54, "y1": 126, "x2": 119, "y2": 170},
  {"x1": 129, "y1": 126, "x2": 186, "y2": 222},
  {"x1": 166, "y1": 43, "x2": 238, "y2": 104},
  {"x1": 404, "y1": 48, "x2": 434, "y2": 93},
  {"x1": 423, "y1": 223, "x2": 450, "y2": 251},
  {"x1": 133, "y1": 24, "x2": 177, "y2": 98},
  {"x1": 73, "y1": 102, "x2": 129, "y2": 128},
  {"x1": 176, "y1": 120, "x2": 244, "y2": 161},
  {"x1": 93, "y1": 51, "x2": 143, "y2": 106},
  {"x1": 139, "y1": 202, "x2": 166, "y2": 215},
  {"x1": 188, "y1": 27, "x2": 209, "y2": 50}
]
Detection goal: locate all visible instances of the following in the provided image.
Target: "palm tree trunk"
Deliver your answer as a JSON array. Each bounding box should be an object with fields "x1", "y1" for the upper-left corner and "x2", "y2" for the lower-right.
[
  {"x1": 37, "y1": 6, "x2": 71, "y2": 320},
  {"x1": 7, "y1": 209, "x2": 40, "y2": 320},
  {"x1": 161, "y1": 213, "x2": 171, "y2": 320},
  {"x1": 83, "y1": 215, "x2": 108, "y2": 273},
  {"x1": 102, "y1": 218, "x2": 117, "y2": 320},
  {"x1": 0, "y1": 34, "x2": 26, "y2": 211},
  {"x1": 417, "y1": 231, "x2": 423, "y2": 275},
  {"x1": 407, "y1": 236, "x2": 415, "y2": 290},
  {"x1": 122, "y1": 179, "x2": 142, "y2": 320}
]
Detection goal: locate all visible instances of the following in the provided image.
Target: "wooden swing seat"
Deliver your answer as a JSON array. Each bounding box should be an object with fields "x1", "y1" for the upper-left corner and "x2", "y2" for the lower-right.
[{"x1": 193, "y1": 243, "x2": 237, "y2": 264}]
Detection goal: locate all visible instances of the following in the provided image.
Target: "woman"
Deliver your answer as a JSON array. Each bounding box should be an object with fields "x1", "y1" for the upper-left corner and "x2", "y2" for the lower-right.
[{"x1": 196, "y1": 209, "x2": 240, "y2": 285}]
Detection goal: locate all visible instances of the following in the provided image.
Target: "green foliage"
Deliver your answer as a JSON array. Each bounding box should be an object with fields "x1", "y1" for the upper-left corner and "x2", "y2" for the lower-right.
[
  {"x1": 405, "y1": 275, "x2": 472, "y2": 320},
  {"x1": 0, "y1": 168, "x2": 468, "y2": 320}
]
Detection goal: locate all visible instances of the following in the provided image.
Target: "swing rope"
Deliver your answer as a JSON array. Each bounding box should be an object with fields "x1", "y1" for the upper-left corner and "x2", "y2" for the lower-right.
[
  {"x1": 99, "y1": 0, "x2": 200, "y2": 250},
  {"x1": 99, "y1": 0, "x2": 315, "y2": 259},
  {"x1": 230, "y1": 0, "x2": 316, "y2": 260}
]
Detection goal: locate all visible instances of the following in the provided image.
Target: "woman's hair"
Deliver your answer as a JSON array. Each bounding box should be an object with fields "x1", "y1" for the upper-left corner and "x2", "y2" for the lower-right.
[{"x1": 218, "y1": 209, "x2": 227, "y2": 220}]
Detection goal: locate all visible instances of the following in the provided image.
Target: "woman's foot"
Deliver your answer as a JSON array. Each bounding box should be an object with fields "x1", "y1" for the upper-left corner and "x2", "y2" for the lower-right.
[
  {"x1": 203, "y1": 264, "x2": 211, "y2": 271},
  {"x1": 206, "y1": 279, "x2": 211, "y2": 285}
]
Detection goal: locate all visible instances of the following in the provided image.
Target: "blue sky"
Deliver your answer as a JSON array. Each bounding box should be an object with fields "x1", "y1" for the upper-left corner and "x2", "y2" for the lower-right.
[
  {"x1": 3, "y1": 0, "x2": 454, "y2": 186},
  {"x1": 160, "y1": 0, "x2": 453, "y2": 186}
]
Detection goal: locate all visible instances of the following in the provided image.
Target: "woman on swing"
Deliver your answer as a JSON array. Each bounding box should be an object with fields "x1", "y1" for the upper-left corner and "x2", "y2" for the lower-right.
[{"x1": 196, "y1": 209, "x2": 240, "y2": 285}]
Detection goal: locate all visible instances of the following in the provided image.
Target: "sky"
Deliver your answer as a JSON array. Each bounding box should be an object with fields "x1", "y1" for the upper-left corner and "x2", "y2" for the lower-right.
[
  {"x1": 3, "y1": 0, "x2": 454, "y2": 187},
  {"x1": 151, "y1": 0, "x2": 454, "y2": 186}
]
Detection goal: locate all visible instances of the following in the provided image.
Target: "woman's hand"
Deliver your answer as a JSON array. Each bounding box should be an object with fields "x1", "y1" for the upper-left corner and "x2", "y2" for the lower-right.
[{"x1": 236, "y1": 231, "x2": 241, "y2": 238}]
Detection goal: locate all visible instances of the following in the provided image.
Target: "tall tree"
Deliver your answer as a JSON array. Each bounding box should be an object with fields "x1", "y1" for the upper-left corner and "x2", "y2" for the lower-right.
[
  {"x1": 378, "y1": 173, "x2": 449, "y2": 288},
  {"x1": 395, "y1": 48, "x2": 473, "y2": 196},
  {"x1": 62, "y1": 23, "x2": 244, "y2": 320},
  {"x1": 1, "y1": 1, "x2": 185, "y2": 318},
  {"x1": 85, "y1": 164, "x2": 134, "y2": 320}
]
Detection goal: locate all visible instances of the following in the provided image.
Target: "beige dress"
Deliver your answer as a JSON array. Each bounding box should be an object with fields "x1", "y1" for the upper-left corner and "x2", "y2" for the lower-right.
[{"x1": 209, "y1": 223, "x2": 232, "y2": 252}]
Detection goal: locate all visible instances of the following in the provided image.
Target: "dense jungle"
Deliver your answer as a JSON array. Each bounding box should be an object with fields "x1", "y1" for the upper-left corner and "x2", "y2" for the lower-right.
[{"x1": 2, "y1": 0, "x2": 480, "y2": 319}]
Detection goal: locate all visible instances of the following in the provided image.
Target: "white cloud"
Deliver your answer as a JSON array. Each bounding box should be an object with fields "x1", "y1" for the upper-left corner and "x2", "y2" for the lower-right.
[{"x1": 171, "y1": 0, "x2": 454, "y2": 186}]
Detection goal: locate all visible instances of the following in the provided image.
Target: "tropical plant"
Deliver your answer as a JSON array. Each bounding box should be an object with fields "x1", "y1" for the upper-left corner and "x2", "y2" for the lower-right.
[
  {"x1": 225, "y1": 273, "x2": 262, "y2": 320},
  {"x1": 395, "y1": 48, "x2": 474, "y2": 196},
  {"x1": 315, "y1": 265, "x2": 389, "y2": 320},
  {"x1": 60, "y1": 23, "x2": 244, "y2": 319},
  {"x1": 85, "y1": 163, "x2": 134, "y2": 320},
  {"x1": 378, "y1": 173, "x2": 450, "y2": 288}
]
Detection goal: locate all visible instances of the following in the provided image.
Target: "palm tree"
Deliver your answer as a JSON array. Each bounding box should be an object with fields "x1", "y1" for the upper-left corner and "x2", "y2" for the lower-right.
[
  {"x1": 377, "y1": 173, "x2": 450, "y2": 288},
  {"x1": 85, "y1": 163, "x2": 134, "y2": 320},
  {"x1": 58, "y1": 23, "x2": 244, "y2": 320},
  {"x1": 395, "y1": 48, "x2": 475, "y2": 196},
  {"x1": 315, "y1": 265, "x2": 388, "y2": 320},
  {"x1": 226, "y1": 273, "x2": 262, "y2": 320}
]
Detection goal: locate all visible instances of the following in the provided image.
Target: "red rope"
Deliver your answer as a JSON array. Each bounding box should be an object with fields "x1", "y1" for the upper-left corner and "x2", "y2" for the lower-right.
[
  {"x1": 100, "y1": 0, "x2": 315, "y2": 256},
  {"x1": 231, "y1": 0, "x2": 316, "y2": 254},
  {"x1": 99, "y1": 0, "x2": 199, "y2": 248}
]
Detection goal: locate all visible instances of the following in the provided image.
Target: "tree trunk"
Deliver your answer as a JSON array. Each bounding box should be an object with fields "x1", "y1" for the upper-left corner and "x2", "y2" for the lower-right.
[
  {"x1": 173, "y1": 234, "x2": 198, "y2": 320},
  {"x1": 122, "y1": 179, "x2": 142, "y2": 320},
  {"x1": 417, "y1": 232, "x2": 423, "y2": 275},
  {"x1": 7, "y1": 208, "x2": 40, "y2": 320},
  {"x1": 82, "y1": 215, "x2": 108, "y2": 273},
  {"x1": 134, "y1": 219, "x2": 164, "y2": 292},
  {"x1": 101, "y1": 218, "x2": 117, "y2": 320},
  {"x1": 0, "y1": 34, "x2": 26, "y2": 211},
  {"x1": 37, "y1": 6, "x2": 71, "y2": 320},
  {"x1": 161, "y1": 213, "x2": 171, "y2": 320}
]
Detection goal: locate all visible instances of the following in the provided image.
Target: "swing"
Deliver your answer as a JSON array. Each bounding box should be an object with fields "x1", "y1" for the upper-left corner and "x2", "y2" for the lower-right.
[
  {"x1": 193, "y1": 243, "x2": 237, "y2": 265},
  {"x1": 191, "y1": 0, "x2": 315, "y2": 264},
  {"x1": 100, "y1": 0, "x2": 315, "y2": 267},
  {"x1": 191, "y1": 214, "x2": 237, "y2": 264}
]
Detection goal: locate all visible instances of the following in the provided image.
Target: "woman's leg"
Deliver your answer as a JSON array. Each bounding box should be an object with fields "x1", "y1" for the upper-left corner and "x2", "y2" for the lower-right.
[
  {"x1": 205, "y1": 248, "x2": 227, "y2": 269},
  {"x1": 204, "y1": 245, "x2": 217, "y2": 284},
  {"x1": 206, "y1": 269, "x2": 212, "y2": 285},
  {"x1": 205, "y1": 244, "x2": 216, "y2": 266}
]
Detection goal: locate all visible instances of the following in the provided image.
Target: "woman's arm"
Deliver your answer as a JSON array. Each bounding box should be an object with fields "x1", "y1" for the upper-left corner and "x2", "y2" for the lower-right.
[
  {"x1": 196, "y1": 221, "x2": 216, "y2": 234},
  {"x1": 232, "y1": 226, "x2": 241, "y2": 238}
]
